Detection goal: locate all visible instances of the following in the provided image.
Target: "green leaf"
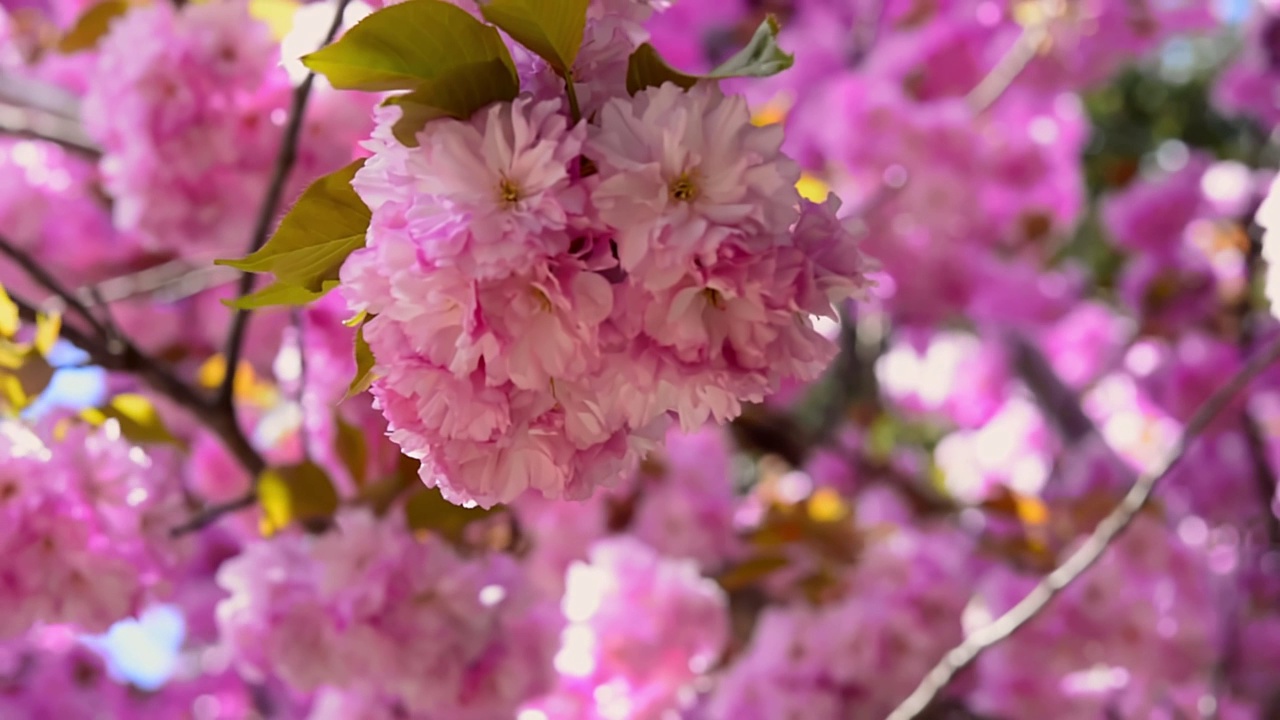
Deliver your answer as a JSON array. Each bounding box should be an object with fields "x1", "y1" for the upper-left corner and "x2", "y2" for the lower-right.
[
  {"x1": 386, "y1": 58, "x2": 520, "y2": 145},
  {"x1": 625, "y1": 16, "x2": 793, "y2": 95},
  {"x1": 79, "y1": 393, "x2": 184, "y2": 446},
  {"x1": 258, "y1": 461, "x2": 340, "y2": 535},
  {"x1": 225, "y1": 279, "x2": 332, "y2": 310},
  {"x1": 344, "y1": 317, "x2": 377, "y2": 401},
  {"x1": 217, "y1": 159, "x2": 369, "y2": 309},
  {"x1": 625, "y1": 43, "x2": 697, "y2": 95},
  {"x1": 404, "y1": 486, "x2": 497, "y2": 546},
  {"x1": 57, "y1": 0, "x2": 129, "y2": 54},
  {"x1": 334, "y1": 413, "x2": 369, "y2": 486},
  {"x1": 705, "y1": 15, "x2": 793, "y2": 79},
  {"x1": 478, "y1": 0, "x2": 589, "y2": 74},
  {"x1": 302, "y1": 0, "x2": 517, "y2": 91}
]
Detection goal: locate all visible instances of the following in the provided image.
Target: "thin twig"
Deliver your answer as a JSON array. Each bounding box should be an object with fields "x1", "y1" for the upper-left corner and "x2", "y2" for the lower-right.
[
  {"x1": 965, "y1": 6, "x2": 1050, "y2": 113},
  {"x1": 1006, "y1": 333, "x2": 1096, "y2": 445},
  {"x1": 291, "y1": 306, "x2": 312, "y2": 462},
  {"x1": 0, "y1": 101, "x2": 100, "y2": 157},
  {"x1": 170, "y1": 491, "x2": 257, "y2": 536},
  {"x1": 6, "y1": 284, "x2": 266, "y2": 488},
  {"x1": 0, "y1": 233, "x2": 111, "y2": 341},
  {"x1": 886, "y1": 334, "x2": 1280, "y2": 720},
  {"x1": 80, "y1": 260, "x2": 239, "y2": 306},
  {"x1": 219, "y1": 0, "x2": 352, "y2": 409},
  {"x1": 0, "y1": 74, "x2": 83, "y2": 124}
]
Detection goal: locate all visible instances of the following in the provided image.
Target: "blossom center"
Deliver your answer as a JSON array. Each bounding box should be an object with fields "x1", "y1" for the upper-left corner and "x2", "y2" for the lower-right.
[
  {"x1": 498, "y1": 176, "x2": 522, "y2": 206},
  {"x1": 669, "y1": 173, "x2": 698, "y2": 202},
  {"x1": 531, "y1": 287, "x2": 553, "y2": 312},
  {"x1": 702, "y1": 288, "x2": 726, "y2": 310}
]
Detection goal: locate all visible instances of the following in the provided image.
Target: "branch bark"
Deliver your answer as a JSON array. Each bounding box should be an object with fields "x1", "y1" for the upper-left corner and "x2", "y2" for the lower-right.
[
  {"x1": 219, "y1": 0, "x2": 353, "y2": 408},
  {"x1": 885, "y1": 333, "x2": 1280, "y2": 720}
]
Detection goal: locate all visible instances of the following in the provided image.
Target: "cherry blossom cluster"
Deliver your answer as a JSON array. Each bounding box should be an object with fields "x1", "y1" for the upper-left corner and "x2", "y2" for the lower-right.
[
  {"x1": 83, "y1": 0, "x2": 367, "y2": 260},
  {"x1": 0, "y1": 417, "x2": 187, "y2": 638},
  {"x1": 341, "y1": 1, "x2": 872, "y2": 508},
  {"x1": 215, "y1": 509, "x2": 560, "y2": 718}
]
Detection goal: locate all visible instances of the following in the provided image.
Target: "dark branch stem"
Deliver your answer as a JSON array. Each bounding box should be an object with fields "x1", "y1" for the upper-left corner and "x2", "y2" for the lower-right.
[
  {"x1": 7, "y1": 284, "x2": 266, "y2": 509},
  {"x1": 0, "y1": 101, "x2": 100, "y2": 157},
  {"x1": 886, "y1": 333, "x2": 1280, "y2": 720},
  {"x1": 170, "y1": 491, "x2": 258, "y2": 536},
  {"x1": 0, "y1": 234, "x2": 111, "y2": 342},
  {"x1": 219, "y1": 0, "x2": 352, "y2": 408}
]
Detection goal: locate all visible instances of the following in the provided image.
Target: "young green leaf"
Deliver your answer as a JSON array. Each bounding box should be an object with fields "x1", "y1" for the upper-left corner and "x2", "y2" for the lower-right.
[
  {"x1": 217, "y1": 159, "x2": 369, "y2": 309},
  {"x1": 57, "y1": 0, "x2": 130, "y2": 54},
  {"x1": 478, "y1": 0, "x2": 589, "y2": 74},
  {"x1": 345, "y1": 317, "x2": 377, "y2": 401},
  {"x1": 334, "y1": 413, "x2": 369, "y2": 486},
  {"x1": 258, "y1": 461, "x2": 340, "y2": 536},
  {"x1": 226, "y1": 280, "x2": 330, "y2": 310},
  {"x1": 385, "y1": 58, "x2": 520, "y2": 145},
  {"x1": 625, "y1": 16, "x2": 794, "y2": 95},
  {"x1": 404, "y1": 486, "x2": 498, "y2": 546},
  {"x1": 625, "y1": 43, "x2": 697, "y2": 96},
  {"x1": 705, "y1": 15, "x2": 793, "y2": 79},
  {"x1": 302, "y1": 0, "x2": 517, "y2": 91}
]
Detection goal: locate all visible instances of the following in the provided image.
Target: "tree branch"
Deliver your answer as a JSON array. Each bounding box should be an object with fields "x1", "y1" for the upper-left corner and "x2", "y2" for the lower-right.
[
  {"x1": 169, "y1": 491, "x2": 258, "y2": 536},
  {"x1": 0, "y1": 100, "x2": 100, "y2": 157},
  {"x1": 965, "y1": 4, "x2": 1050, "y2": 113},
  {"x1": 0, "y1": 233, "x2": 111, "y2": 342},
  {"x1": 886, "y1": 333, "x2": 1280, "y2": 720},
  {"x1": 79, "y1": 260, "x2": 239, "y2": 306},
  {"x1": 219, "y1": 0, "x2": 352, "y2": 409},
  {"x1": 6, "y1": 280, "x2": 266, "y2": 495}
]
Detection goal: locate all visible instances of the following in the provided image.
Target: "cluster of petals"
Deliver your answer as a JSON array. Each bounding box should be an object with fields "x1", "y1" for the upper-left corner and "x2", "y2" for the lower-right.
[
  {"x1": 707, "y1": 525, "x2": 976, "y2": 719},
  {"x1": 342, "y1": 65, "x2": 872, "y2": 506},
  {"x1": 0, "y1": 418, "x2": 187, "y2": 638},
  {"x1": 215, "y1": 509, "x2": 560, "y2": 718},
  {"x1": 520, "y1": 536, "x2": 729, "y2": 720},
  {"x1": 82, "y1": 0, "x2": 369, "y2": 259},
  {"x1": 968, "y1": 515, "x2": 1225, "y2": 719}
]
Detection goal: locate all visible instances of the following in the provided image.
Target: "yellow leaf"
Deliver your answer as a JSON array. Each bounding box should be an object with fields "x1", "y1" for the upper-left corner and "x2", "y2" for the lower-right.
[
  {"x1": 33, "y1": 312, "x2": 60, "y2": 356},
  {"x1": 197, "y1": 354, "x2": 276, "y2": 405},
  {"x1": 249, "y1": 0, "x2": 298, "y2": 41},
  {"x1": 57, "y1": 0, "x2": 130, "y2": 53},
  {"x1": 0, "y1": 349, "x2": 53, "y2": 410},
  {"x1": 258, "y1": 461, "x2": 339, "y2": 536},
  {"x1": 80, "y1": 393, "x2": 183, "y2": 446},
  {"x1": 806, "y1": 487, "x2": 850, "y2": 524},
  {"x1": 0, "y1": 285, "x2": 19, "y2": 339},
  {"x1": 716, "y1": 553, "x2": 788, "y2": 592}
]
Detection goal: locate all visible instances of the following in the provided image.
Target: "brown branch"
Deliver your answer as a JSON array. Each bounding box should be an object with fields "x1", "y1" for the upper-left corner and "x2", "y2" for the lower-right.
[
  {"x1": 0, "y1": 233, "x2": 111, "y2": 341},
  {"x1": 170, "y1": 491, "x2": 257, "y2": 536},
  {"x1": 4, "y1": 270, "x2": 266, "y2": 518},
  {"x1": 219, "y1": 0, "x2": 352, "y2": 409},
  {"x1": 885, "y1": 334, "x2": 1280, "y2": 720}
]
